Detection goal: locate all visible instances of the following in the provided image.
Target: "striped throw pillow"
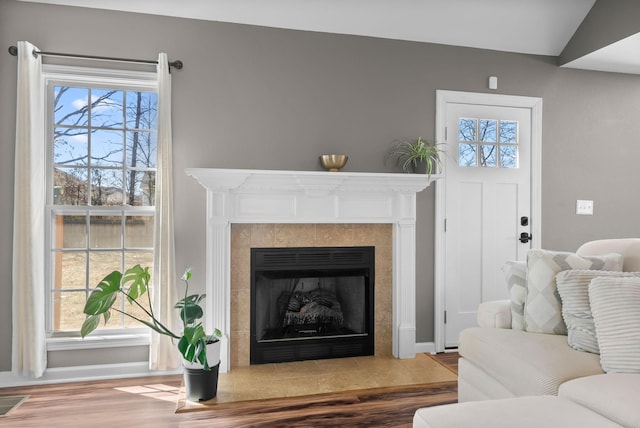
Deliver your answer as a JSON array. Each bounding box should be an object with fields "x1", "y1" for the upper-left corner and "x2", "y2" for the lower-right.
[
  {"x1": 556, "y1": 270, "x2": 640, "y2": 354},
  {"x1": 589, "y1": 277, "x2": 640, "y2": 373}
]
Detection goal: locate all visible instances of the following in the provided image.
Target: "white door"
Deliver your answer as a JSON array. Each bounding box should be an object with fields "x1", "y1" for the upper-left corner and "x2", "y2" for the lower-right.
[{"x1": 437, "y1": 93, "x2": 541, "y2": 348}]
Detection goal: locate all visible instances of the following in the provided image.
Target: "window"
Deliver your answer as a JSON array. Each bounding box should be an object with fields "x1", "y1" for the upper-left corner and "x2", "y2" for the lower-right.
[
  {"x1": 45, "y1": 66, "x2": 158, "y2": 336},
  {"x1": 458, "y1": 118, "x2": 519, "y2": 168}
]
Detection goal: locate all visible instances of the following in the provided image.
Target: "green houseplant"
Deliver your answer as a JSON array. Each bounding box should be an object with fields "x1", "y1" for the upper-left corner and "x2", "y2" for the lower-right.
[
  {"x1": 81, "y1": 265, "x2": 222, "y2": 401},
  {"x1": 386, "y1": 136, "x2": 444, "y2": 175}
]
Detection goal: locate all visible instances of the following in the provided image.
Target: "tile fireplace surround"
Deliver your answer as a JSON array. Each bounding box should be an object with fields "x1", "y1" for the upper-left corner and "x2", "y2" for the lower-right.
[{"x1": 186, "y1": 168, "x2": 437, "y2": 372}]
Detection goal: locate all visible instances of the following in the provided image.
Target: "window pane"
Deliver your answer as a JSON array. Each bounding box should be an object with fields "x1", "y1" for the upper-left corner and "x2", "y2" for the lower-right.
[
  {"x1": 90, "y1": 215, "x2": 122, "y2": 249},
  {"x1": 500, "y1": 120, "x2": 518, "y2": 143},
  {"x1": 54, "y1": 128, "x2": 88, "y2": 166},
  {"x1": 127, "y1": 131, "x2": 157, "y2": 168},
  {"x1": 91, "y1": 89, "x2": 123, "y2": 129},
  {"x1": 125, "y1": 251, "x2": 154, "y2": 272},
  {"x1": 500, "y1": 146, "x2": 518, "y2": 168},
  {"x1": 54, "y1": 86, "x2": 89, "y2": 127},
  {"x1": 54, "y1": 252, "x2": 87, "y2": 290},
  {"x1": 126, "y1": 171, "x2": 156, "y2": 206},
  {"x1": 480, "y1": 144, "x2": 497, "y2": 167},
  {"x1": 53, "y1": 215, "x2": 86, "y2": 249},
  {"x1": 458, "y1": 118, "x2": 476, "y2": 141},
  {"x1": 89, "y1": 251, "x2": 123, "y2": 289},
  {"x1": 127, "y1": 91, "x2": 158, "y2": 130},
  {"x1": 479, "y1": 120, "x2": 497, "y2": 142},
  {"x1": 91, "y1": 169, "x2": 124, "y2": 206},
  {"x1": 54, "y1": 167, "x2": 89, "y2": 205},
  {"x1": 48, "y1": 76, "x2": 157, "y2": 335},
  {"x1": 91, "y1": 129, "x2": 124, "y2": 167},
  {"x1": 458, "y1": 143, "x2": 477, "y2": 166},
  {"x1": 125, "y1": 216, "x2": 154, "y2": 248},
  {"x1": 52, "y1": 291, "x2": 87, "y2": 331}
]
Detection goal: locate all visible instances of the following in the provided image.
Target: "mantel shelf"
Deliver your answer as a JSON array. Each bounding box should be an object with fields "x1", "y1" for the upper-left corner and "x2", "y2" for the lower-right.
[{"x1": 185, "y1": 168, "x2": 441, "y2": 196}]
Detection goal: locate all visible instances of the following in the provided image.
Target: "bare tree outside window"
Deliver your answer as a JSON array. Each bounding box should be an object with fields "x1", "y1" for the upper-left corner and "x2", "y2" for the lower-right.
[
  {"x1": 49, "y1": 82, "x2": 157, "y2": 332},
  {"x1": 457, "y1": 117, "x2": 518, "y2": 168},
  {"x1": 53, "y1": 87, "x2": 157, "y2": 207}
]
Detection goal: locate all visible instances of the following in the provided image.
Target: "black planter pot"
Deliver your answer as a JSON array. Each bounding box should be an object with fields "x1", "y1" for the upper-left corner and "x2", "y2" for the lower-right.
[{"x1": 184, "y1": 362, "x2": 220, "y2": 402}]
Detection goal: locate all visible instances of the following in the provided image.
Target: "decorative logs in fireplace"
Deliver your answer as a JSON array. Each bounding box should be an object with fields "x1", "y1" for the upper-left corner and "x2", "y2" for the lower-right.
[{"x1": 250, "y1": 246, "x2": 375, "y2": 364}]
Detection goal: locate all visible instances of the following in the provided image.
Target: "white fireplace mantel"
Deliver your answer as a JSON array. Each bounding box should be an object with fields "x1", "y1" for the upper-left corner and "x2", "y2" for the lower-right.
[{"x1": 186, "y1": 168, "x2": 439, "y2": 372}]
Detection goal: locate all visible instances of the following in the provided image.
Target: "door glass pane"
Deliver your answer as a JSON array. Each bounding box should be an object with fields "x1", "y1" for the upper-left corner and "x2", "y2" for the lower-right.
[
  {"x1": 480, "y1": 145, "x2": 497, "y2": 167},
  {"x1": 458, "y1": 118, "x2": 476, "y2": 141},
  {"x1": 500, "y1": 146, "x2": 518, "y2": 168},
  {"x1": 459, "y1": 143, "x2": 477, "y2": 166},
  {"x1": 479, "y1": 120, "x2": 497, "y2": 142},
  {"x1": 499, "y1": 121, "x2": 518, "y2": 143}
]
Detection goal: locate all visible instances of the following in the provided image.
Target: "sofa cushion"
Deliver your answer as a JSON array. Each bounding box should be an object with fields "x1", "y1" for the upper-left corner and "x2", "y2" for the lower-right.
[
  {"x1": 559, "y1": 373, "x2": 640, "y2": 428},
  {"x1": 589, "y1": 277, "x2": 640, "y2": 373},
  {"x1": 459, "y1": 327, "x2": 603, "y2": 396},
  {"x1": 502, "y1": 260, "x2": 527, "y2": 331},
  {"x1": 576, "y1": 238, "x2": 640, "y2": 272},
  {"x1": 524, "y1": 250, "x2": 623, "y2": 335},
  {"x1": 556, "y1": 270, "x2": 640, "y2": 354},
  {"x1": 413, "y1": 396, "x2": 620, "y2": 428}
]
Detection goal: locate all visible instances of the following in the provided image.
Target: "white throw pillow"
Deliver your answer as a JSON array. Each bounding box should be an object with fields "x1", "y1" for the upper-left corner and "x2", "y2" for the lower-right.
[
  {"x1": 524, "y1": 249, "x2": 623, "y2": 335},
  {"x1": 556, "y1": 270, "x2": 640, "y2": 354},
  {"x1": 589, "y1": 277, "x2": 640, "y2": 373},
  {"x1": 502, "y1": 261, "x2": 527, "y2": 331}
]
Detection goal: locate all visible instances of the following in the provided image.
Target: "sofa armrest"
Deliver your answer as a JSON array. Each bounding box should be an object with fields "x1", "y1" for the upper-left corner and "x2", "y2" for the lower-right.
[{"x1": 477, "y1": 299, "x2": 512, "y2": 329}]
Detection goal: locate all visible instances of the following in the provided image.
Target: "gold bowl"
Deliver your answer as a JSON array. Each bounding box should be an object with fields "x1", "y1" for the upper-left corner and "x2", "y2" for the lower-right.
[{"x1": 319, "y1": 154, "x2": 348, "y2": 172}]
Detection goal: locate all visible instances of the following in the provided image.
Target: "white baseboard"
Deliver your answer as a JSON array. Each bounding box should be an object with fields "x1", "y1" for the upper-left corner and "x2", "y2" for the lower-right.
[
  {"x1": 0, "y1": 362, "x2": 182, "y2": 387},
  {"x1": 415, "y1": 341, "x2": 436, "y2": 354}
]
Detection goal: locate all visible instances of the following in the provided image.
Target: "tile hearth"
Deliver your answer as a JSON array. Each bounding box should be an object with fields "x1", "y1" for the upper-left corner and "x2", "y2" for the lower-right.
[{"x1": 176, "y1": 353, "x2": 457, "y2": 411}]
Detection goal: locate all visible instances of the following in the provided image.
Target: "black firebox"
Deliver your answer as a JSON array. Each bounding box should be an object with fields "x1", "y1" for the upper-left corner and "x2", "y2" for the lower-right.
[{"x1": 250, "y1": 246, "x2": 375, "y2": 364}]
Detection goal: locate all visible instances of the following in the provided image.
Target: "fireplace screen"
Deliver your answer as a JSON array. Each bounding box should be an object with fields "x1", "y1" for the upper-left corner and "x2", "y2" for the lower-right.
[{"x1": 251, "y1": 246, "x2": 374, "y2": 364}]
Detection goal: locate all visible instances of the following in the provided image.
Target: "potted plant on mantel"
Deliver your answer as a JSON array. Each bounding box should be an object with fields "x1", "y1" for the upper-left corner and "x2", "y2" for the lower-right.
[
  {"x1": 81, "y1": 265, "x2": 222, "y2": 402},
  {"x1": 386, "y1": 136, "x2": 444, "y2": 176}
]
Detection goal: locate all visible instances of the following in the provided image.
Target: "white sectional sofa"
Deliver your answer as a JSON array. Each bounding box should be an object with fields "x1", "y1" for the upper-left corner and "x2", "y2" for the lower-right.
[{"x1": 414, "y1": 239, "x2": 640, "y2": 428}]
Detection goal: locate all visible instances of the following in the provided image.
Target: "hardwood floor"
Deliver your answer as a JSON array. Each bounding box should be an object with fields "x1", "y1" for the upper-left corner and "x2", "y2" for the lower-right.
[
  {"x1": 432, "y1": 351, "x2": 459, "y2": 374},
  {"x1": 0, "y1": 353, "x2": 459, "y2": 427}
]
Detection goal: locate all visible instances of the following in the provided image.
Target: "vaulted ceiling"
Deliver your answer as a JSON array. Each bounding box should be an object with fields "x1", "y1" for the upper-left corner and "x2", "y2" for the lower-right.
[{"x1": 16, "y1": 0, "x2": 640, "y2": 74}]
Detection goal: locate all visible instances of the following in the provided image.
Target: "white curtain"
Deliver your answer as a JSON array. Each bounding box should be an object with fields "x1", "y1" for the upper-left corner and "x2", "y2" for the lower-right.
[
  {"x1": 150, "y1": 53, "x2": 180, "y2": 370},
  {"x1": 12, "y1": 41, "x2": 47, "y2": 378}
]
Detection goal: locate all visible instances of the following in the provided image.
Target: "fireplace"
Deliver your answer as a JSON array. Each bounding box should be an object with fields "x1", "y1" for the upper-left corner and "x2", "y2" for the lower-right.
[
  {"x1": 250, "y1": 246, "x2": 375, "y2": 364},
  {"x1": 185, "y1": 168, "x2": 437, "y2": 372}
]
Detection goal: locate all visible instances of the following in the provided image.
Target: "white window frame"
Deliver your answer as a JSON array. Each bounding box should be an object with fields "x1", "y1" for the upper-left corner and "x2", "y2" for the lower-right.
[{"x1": 43, "y1": 65, "x2": 159, "y2": 350}]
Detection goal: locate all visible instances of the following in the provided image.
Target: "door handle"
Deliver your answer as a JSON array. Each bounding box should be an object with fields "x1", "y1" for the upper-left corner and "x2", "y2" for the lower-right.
[{"x1": 519, "y1": 232, "x2": 532, "y2": 243}]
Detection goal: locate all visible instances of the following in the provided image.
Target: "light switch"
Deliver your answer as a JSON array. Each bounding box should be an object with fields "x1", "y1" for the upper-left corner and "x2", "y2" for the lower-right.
[{"x1": 576, "y1": 200, "x2": 594, "y2": 215}]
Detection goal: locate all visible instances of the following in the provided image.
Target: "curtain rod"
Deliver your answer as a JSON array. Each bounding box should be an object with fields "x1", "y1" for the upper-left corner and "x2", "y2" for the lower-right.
[{"x1": 7, "y1": 45, "x2": 183, "y2": 70}]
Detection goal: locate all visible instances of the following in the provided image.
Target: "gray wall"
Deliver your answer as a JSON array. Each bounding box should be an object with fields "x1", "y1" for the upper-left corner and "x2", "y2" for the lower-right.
[{"x1": 2, "y1": 0, "x2": 640, "y2": 372}]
